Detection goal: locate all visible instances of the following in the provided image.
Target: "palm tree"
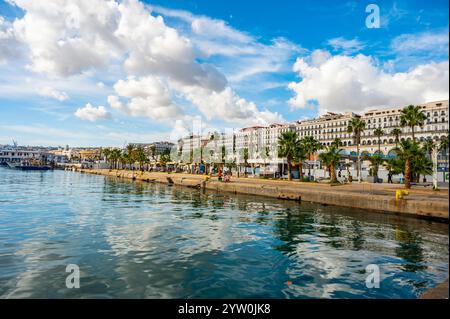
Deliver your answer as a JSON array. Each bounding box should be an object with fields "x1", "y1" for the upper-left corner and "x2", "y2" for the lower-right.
[
  {"x1": 439, "y1": 135, "x2": 449, "y2": 182},
  {"x1": 278, "y1": 131, "x2": 299, "y2": 181},
  {"x1": 367, "y1": 154, "x2": 384, "y2": 182},
  {"x1": 347, "y1": 117, "x2": 366, "y2": 183},
  {"x1": 391, "y1": 128, "x2": 402, "y2": 147},
  {"x1": 319, "y1": 143, "x2": 342, "y2": 183},
  {"x1": 400, "y1": 105, "x2": 426, "y2": 141},
  {"x1": 294, "y1": 141, "x2": 307, "y2": 180},
  {"x1": 243, "y1": 148, "x2": 249, "y2": 177},
  {"x1": 102, "y1": 148, "x2": 111, "y2": 168},
  {"x1": 395, "y1": 140, "x2": 422, "y2": 189},
  {"x1": 149, "y1": 144, "x2": 156, "y2": 161},
  {"x1": 111, "y1": 148, "x2": 122, "y2": 169},
  {"x1": 384, "y1": 157, "x2": 403, "y2": 178},
  {"x1": 135, "y1": 146, "x2": 147, "y2": 171},
  {"x1": 422, "y1": 138, "x2": 435, "y2": 158},
  {"x1": 374, "y1": 128, "x2": 384, "y2": 153},
  {"x1": 302, "y1": 136, "x2": 322, "y2": 178}
]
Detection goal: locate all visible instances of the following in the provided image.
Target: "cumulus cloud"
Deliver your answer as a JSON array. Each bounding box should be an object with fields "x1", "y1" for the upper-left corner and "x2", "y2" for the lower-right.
[
  {"x1": 0, "y1": 16, "x2": 23, "y2": 64},
  {"x1": 10, "y1": 0, "x2": 123, "y2": 76},
  {"x1": 108, "y1": 76, "x2": 182, "y2": 120},
  {"x1": 38, "y1": 86, "x2": 69, "y2": 101},
  {"x1": 6, "y1": 0, "x2": 288, "y2": 128},
  {"x1": 151, "y1": 5, "x2": 304, "y2": 82},
  {"x1": 179, "y1": 85, "x2": 284, "y2": 126},
  {"x1": 288, "y1": 50, "x2": 449, "y2": 114},
  {"x1": 75, "y1": 103, "x2": 111, "y2": 122}
]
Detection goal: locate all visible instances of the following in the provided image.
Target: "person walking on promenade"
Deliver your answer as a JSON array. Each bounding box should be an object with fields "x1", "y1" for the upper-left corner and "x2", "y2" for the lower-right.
[{"x1": 388, "y1": 172, "x2": 393, "y2": 184}]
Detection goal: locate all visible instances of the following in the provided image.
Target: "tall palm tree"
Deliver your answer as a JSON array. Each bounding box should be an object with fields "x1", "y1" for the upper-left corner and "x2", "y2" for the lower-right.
[
  {"x1": 439, "y1": 135, "x2": 449, "y2": 182},
  {"x1": 149, "y1": 144, "x2": 156, "y2": 161},
  {"x1": 391, "y1": 128, "x2": 402, "y2": 147},
  {"x1": 102, "y1": 148, "x2": 111, "y2": 167},
  {"x1": 374, "y1": 128, "x2": 384, "y2": 153},
  {"x1": 278, "y1": 131, "x2": 299, "y2": 181},
  {"x1": 395, "y1": 140, "x2": 422, "y2": 189},
  {"x1": 135, "y1": 146, "x2": 147, "y2": 171},
  {"x1": 243, "y1": 147, "x2": 249, "y2": 177},
  {"x1": 422, "y1": 138, "x2": 435, "y2": 159},
  {"x1": 399, "y1": 105, "x2": 426, "y2": 141},
  {"x1": 319, "y1": 143, "x2": 342, "y2": 183},
  {"x1": 367, "y1": 154, "x2": 384, "y2": 182},
  {"x1": 126, "y1": 144, "x2": 135, "y2": 170},
  {"x1": 294, "y1": 141, "x2": 307, "y2": 180},
  {"x1": 347, "y1": 117, "x2": 366, "y2": 183},
  {"x1": 302, "y1": 136, "x2": 322, "y2": 178}
]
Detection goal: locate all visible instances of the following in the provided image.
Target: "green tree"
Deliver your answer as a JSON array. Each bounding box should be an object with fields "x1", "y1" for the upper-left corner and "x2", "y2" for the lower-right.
[
  {"x1": 243, "y1": 148, "x2": 249, "y2": 177},
  {"x1": 294, "y1": 141, "x2": 307, "y2": 180},
  {"x1": 439, "y1": 135, "x2": 449, "y2": 181},
  {"x1": 391, "y1": 128, "x2": 402, "y2": 148},
  {"x1": 319, "y1": 142, "x2": 342, "y2": 183},
  {"x1": 347, "y1": 117, "x2": 366, "y2": 183},
  {"x1": 102, "y1": 148, "x2": 111, "y2": 167},
  {"x1": 374, "y1": 127, "x2": 384, "y2": 153},
  {"x1": 395, "y1": 140, "x2": 423, "y2": 189},
  {"x1": 422, "y1": 138, "x2": 435, "y2": 158},
  {"x1": 366, "y1": 154, "x2": 384, "y2": 181},
  {"x1": 302, "y1": 136, "x2": 322, "y2": 178},
  {"x1": 149, "y1": 144, "x2": 156, "y2": 160},
  {"x1": 278, "y1": 131, "x2": 299, "y2": 181},
  {"x1": 126, "y1": 144, "x2": 135, "y2": 169},
  {"x1": 135, "y1": 146, "x2": 147, "y2": 171},
  {"x1": 384, "y1": 157, "x2": 403, "y2": 176},
  {"x1": 399, "y1": 105, "x2": 426, "y2": 142}
]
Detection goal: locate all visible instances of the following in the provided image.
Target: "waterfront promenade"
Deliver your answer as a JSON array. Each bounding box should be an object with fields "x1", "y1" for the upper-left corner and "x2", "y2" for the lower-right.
[{"x1": 78, "y1": 169, "x2": 449, "y2": 220}]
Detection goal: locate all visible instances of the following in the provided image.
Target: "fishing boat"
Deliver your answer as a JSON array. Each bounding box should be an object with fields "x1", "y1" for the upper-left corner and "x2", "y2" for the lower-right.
[{"x1": 6, "y1": 161, "x2": 52, "y2": 171}]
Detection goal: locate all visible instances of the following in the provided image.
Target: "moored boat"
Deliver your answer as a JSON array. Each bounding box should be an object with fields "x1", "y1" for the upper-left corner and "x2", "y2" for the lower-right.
[{"x1": 6, "y1": 161, "x2": 52, "y2": 171}]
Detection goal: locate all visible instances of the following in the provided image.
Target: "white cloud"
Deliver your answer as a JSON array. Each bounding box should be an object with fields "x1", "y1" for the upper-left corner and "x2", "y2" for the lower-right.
[
  {"x1": 191, "y1": 17, "x2": 253, "y2": 43},
  {"x1": 327, "y1": 37, "x2": 364, "y2": 54},
  {"x1": 151, "y1": 5, "x2": 304, "y2": 83},
  {"x1": 0, "y1": 15, "x2": 23, "y2": 64},
  {"x1": 10, "y1": 0, "x2": 123, "y2": 76},
  {"x1": 74, "y1": 103, "x2": 111, "y2": 122},
  {"x1": 108, "y1": 76, "x2": 182, "y2": 120},
  {"x1": 6, "y1": 0, "x2": 289, "y2": 128},
  {"x1": 179, "y1": 85, "x2": 284, "y2": 126},
  {"x1": 390, "y1": 30, "x2": 449, "y2": 56},
  {"x1": 288, "y1": 50, "x2": 449, "y2": 114},
  {"x1": 38, "y1": 86, "x2": 69, "y2": 101}
]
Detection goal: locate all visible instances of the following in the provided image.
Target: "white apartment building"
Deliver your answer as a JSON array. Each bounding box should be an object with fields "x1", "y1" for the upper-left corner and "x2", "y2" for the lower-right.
[
  {"x1": 359, "y1": 100, "x2": 448, "y2": 157},
  {"x1": 172, "y1": 100, "x2": 449, "y2": 175},
  {"x1": 294, "y1": 112, "x2": 358, "y2": 148}
]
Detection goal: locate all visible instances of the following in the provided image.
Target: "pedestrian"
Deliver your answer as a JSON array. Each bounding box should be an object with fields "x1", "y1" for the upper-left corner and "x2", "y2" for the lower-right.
[{"x1": 388, "y1": 172, "x2": 393, "y2": 184}]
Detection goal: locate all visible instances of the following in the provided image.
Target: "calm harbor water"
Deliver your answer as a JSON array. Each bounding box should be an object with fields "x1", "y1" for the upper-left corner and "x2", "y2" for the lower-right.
[{"x1": 0, "y1": 167, "x2": 448, "y2": 299}]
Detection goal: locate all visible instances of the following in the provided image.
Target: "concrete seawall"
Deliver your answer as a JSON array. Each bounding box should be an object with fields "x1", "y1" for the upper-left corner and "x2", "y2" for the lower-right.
[{"x1": 77, "y1": 169, "x2": 449, "y2": 221}]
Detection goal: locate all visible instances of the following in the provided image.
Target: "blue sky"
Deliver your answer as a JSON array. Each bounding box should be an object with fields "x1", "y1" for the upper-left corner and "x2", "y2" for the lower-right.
[{"x1": 0, "y1": 0, "x2": 448, "y2": 147}]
